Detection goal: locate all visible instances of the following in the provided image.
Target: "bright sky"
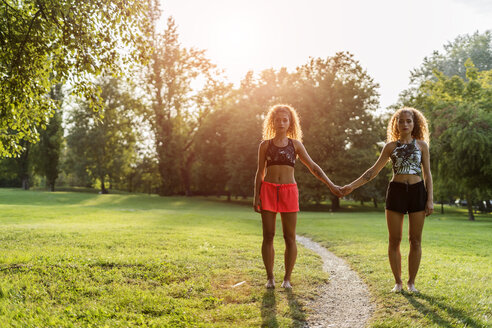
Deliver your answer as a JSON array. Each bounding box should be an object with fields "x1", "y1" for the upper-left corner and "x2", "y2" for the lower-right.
[{"x1": 159, "y1": 0, "x2": 491, "y2": 110}]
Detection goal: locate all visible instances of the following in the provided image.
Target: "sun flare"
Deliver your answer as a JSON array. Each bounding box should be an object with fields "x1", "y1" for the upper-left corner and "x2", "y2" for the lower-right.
[{"x1": 208, "y1": 15, "x2": 263, "y2": 68}]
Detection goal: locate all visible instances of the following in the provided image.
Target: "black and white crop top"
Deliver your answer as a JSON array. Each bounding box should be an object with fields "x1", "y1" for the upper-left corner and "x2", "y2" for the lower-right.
[
  {"x1": 265, "y1": 138, "x2": 296, "y2": 167},
  {"x1": 390, "y1": 139, "x2": 422, "y2": 175}
]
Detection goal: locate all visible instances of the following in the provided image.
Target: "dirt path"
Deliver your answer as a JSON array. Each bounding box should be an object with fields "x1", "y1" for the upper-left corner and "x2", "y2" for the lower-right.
[{"x1": 297, "y1": 235, "x2": 374, "y2": 328}]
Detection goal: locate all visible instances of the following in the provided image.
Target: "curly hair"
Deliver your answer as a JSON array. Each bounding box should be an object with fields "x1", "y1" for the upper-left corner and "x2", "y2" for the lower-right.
[
  {"x1": 386, "y1": 107, "x2": 430, "y2": 144},
  {"x1": 262, "y1": 104, "x2": 303, "y2": 141}
]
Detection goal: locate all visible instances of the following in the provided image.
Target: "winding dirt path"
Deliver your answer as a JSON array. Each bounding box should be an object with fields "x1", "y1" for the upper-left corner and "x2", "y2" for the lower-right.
[{"x1": 297, "y1": 235, "x2": 374, "y2": 328}]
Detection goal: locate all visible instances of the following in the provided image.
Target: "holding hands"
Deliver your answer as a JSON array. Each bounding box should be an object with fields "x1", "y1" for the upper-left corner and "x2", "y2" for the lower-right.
[
  {"x1": 330, "y1": 185, "x2": 343, "y2": 198},
  {"x1": 340, "y1": 184, "x2": 354, "y2": 197},
  {"x1": 330, "y1": 183, "x2": 355, "y2": 198}
]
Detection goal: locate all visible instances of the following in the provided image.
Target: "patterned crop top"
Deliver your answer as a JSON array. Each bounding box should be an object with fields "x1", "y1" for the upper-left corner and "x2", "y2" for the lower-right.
[
  {"x1": 266, "y1": 138, "x2": 296, "y2": 167},
  {"x1": 390, "y1": 139, "x2": 422, "y2": 175}
]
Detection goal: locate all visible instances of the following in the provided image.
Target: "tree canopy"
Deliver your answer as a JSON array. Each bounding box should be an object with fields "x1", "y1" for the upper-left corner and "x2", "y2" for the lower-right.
[
  {"x1": 0, "y1": 0, "x2": 152, "y2": 156},
  {"x1": 416, "y1": 61, "x2": 492, "y2": 220}
]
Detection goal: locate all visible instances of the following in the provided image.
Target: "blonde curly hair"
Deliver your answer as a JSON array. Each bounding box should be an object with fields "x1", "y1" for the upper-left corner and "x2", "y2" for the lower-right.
[
  {"x1": 262, "y1": 104, "x2": 303, "y2": 141},
  {"x1": 387, "y1": 107, "x2": 430, "y2": 144}
]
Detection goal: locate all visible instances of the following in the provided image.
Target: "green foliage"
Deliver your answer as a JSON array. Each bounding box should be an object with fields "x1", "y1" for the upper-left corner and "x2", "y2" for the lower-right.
[
  {"x1": 0, "y1": 157, "x2": 23, "y2": 187},
  {"x1": 222, "y1": 70, "x2": 277, "y2": 198},
  {"x1": 193, "y1": 107, "x2": 232, "y2": 196},
  {"x1": 290, "y1": 53, "x2": 381, "y2": 209},
  {"x1": 416, "y1": 62, "x2": 492, "y2": 220},
  {"x1": 397, "y1": 31, "x2": 492, "y2": 219},
  {"x1": 30, "y1": 84, "x2": 64, "y2": 191},
  {"x1": 0, "y1": 0, "x2": 152, "y2": 156},
  {"x1": 397, "y1": 30, "x2": 492, "y2": 107},
  {"x1": 145, "y1": 16, "x2": 218, "y2": 196},
  {"x1": 219, "y1": 54, "x2": 382, "y2": 207},
  {"x1": 412, "y1": 30, "x2": 492, "y2": 83},
  {"x1": 65, "y1": 77, "x2": 139, "y2": 193}
]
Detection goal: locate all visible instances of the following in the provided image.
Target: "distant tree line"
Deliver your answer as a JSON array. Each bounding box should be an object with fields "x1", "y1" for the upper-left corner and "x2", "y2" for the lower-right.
[{"x1": 0, "y1": 3, "x2": 490, "y2": 216}]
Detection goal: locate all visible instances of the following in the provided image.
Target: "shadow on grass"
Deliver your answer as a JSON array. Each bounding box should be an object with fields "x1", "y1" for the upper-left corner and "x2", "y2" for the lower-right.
[
  {"x1": 261, "y1": 289, "x2": 307, "y2": 328},
  {"x1": 404, "y1": 292, "x2": 484, "y2": 328},
  {"x1": 261, "y1": 289, "x2": 278, "y2": 328},
  {"x1": 285, "y1": 289, "x2": 307, "y2": 327}
]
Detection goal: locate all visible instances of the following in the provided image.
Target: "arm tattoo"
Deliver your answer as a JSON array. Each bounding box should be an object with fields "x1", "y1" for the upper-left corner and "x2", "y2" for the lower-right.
[
  {"x1": 362, "y1": 169, "x2": 373, "y2": 181},
  {"x1": 313, "y1": 166, "x2": 324, "y2": 178}
]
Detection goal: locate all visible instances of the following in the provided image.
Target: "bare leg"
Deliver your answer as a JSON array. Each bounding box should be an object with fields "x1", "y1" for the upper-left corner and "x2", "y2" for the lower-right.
[
  {"x1": 280, "y1": 212, "x2": 297, "y2": 288},
  {"x1": 262, "y1": 210, "x2": 277, "y2": 287},
  {"x1": 386, "y1": 209, "x2": 404, "y2": 291},
  {"x1": 408, "y1": 210, "x2": 426, "y2": 292}
]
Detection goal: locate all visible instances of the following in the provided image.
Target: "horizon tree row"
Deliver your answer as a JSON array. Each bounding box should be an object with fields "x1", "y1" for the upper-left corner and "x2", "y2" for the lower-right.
[{"x1": 0, "y1": 5, "x2": 490, "y2": 216}]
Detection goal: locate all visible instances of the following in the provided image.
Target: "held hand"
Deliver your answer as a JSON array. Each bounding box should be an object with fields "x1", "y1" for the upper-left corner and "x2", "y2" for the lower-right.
[
  {"x1": 340, "y1": 185, "x2": 353, "y2": 196},
  {"x1": 330, "y1": 185, "x2": 343, "y2": 198},
  {"x1": 253, "y1": 197, "x2": 262, "y2": 213},
  {"x1": 425, "y1": 200, "x2": 434, "y2": 216}
]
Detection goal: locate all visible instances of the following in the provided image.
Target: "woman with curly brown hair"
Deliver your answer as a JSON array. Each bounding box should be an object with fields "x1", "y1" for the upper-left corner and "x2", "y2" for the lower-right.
[
  {"x1": 341, "y1": 107, "x2": 434, "y2": 293},
  {"x1": 253, "y1": 104, "x2": 342, "y2": 289}
]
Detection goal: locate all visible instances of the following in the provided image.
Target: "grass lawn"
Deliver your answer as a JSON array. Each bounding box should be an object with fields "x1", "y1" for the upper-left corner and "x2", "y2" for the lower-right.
[
  {"x1": 296, "y1": 202, "x2": 492, "y2": 328},
  {"x1": 0, "y1": 189, "x2": 490, "y2": 327},
  {"x1": 0, "y1": 189, "x2": 325, "y2": 327}
]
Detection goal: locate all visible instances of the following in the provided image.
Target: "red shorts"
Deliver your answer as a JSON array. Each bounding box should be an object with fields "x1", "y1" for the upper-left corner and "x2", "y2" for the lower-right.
[{"x1": 260, "y1": 181, "x2": 299, "y2": 213}]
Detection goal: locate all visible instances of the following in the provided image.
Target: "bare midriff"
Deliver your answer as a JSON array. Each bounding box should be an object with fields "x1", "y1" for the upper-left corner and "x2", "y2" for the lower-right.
[
  {"x1": 391, "y1": 174, "x2": 422, "y2": 184},
  {"x1": 263, "y1": 165, "x2": 296, "y2": 184}
]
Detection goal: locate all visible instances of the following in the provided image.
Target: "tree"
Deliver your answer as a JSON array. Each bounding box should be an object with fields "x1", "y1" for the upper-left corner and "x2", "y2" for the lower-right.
[
  {"x1": 398, "y1": 30, "x2": 492, "y2": 107},
  {"x1": 222, "y1": 69, "x2": 291, "y2": 199},
  {"x1": 0, "y1": 0, "x2": 152, "y2": 156},
  {"x1": 145, "y1": 16, "x2": 216, "y2": 195},
  {"x1": 0, "y1": 157, "x2": 22, "y2": 187},
  {"x1": 125, "y1": 154, "x2": 160, "y2": 194},
  {"x1": 31, "y1": 84, "x2": 64, "y2": 191},
  {"x1": 290, "y1": 53, "x2": 381, "y2": 210},
  {"x1": 0, "y1": 142, "x2": 31, "y2": 188},
  {"x1": 417, "y1": 61, "x2": 492, "y2": 220},
  {"x1": 65, "y1": 77, "x2": 139, "y2": 193},
  {"x1": 192, "y1": 81, "x2": 234, "y2": 196},
  {"x1": 219, "y1": 55, "x2": 381, "y2": 209},
  {"x1": 192, "y1": 108, "x2": 231, "y2": 196}
]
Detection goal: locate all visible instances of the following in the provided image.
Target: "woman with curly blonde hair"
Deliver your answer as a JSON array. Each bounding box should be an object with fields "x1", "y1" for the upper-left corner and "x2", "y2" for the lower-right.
[
  {"x1": 341, "y1": 107, "x2": 434, "y2": 293},
  {"x1": 253, "y1": 104, "x2": 342, "y2": 289}
]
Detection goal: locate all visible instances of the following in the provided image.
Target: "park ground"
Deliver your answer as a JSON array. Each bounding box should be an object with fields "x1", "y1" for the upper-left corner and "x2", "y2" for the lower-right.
[{"x1": 0, "y1": 189, "x2": 490, "y2": 327}]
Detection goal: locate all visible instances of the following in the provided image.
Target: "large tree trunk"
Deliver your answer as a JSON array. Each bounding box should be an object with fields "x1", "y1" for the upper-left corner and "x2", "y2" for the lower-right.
[
  {"x1": 373, "y1": 197, "x2": 378, "y2": 208},
  {"x1": 182, "y1": 152, "x2": 194, "y2": 196},
  {"x1": 49, "y1": 179, "x2": 55, "y2": 192},
  {"x1": 100, "y1": 176, "x2": 108, "y2": 194},
  {"x1": 466, "y1": 195, "x2": 474, "y2": 221},
  {"x1": 331, "y1": 196, "x2": 340, "y2": 212},
  {"x1": 156, "y1": 124, "x2": 179, "y2": 196},
  {"x1": 22, "y1": 177, "x2": 29, "y2": 190},
  {"x1": 19, "y1": 143, "x2": 30, "y2": 190}
]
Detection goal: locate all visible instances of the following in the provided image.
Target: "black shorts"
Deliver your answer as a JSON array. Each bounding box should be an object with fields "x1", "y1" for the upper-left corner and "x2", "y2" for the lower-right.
[{"x1": 385, "y1": 181, "x2": 427, "y2": 214}]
